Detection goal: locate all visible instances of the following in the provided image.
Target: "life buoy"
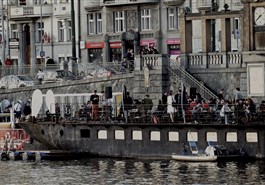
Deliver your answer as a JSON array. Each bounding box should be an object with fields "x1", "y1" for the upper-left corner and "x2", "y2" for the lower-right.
[{"x1": 5, "y1": 132, "x2": 10, "y2": 140}]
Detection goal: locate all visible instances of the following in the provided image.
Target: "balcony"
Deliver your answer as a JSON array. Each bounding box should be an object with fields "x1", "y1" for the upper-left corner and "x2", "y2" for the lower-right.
[
  {"x1": 163, "y1": 0, "x2": 185, "y2": 6},
  {"x1": 100, "y1": 0, "x2": 159, "y2": 6},
  {"x1": 84, "y1": 0, "x2": 101, "y2": 11},
  {"x1": 10, "y1": 4, "x2": 53, "y2": 20},
  {"x1": 196, "y1": 0, "x2": 219, "y2": 12}
]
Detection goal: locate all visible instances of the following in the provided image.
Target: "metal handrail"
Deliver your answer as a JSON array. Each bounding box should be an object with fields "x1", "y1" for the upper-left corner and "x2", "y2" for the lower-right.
[{"x1": 168, "y1": 59, "x2": 218, "y2": 100}]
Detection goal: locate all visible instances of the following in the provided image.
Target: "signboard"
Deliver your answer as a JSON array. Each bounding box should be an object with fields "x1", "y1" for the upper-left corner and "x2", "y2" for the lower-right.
[
  {"x1": 110, "y1": 42, "x2": 122, "y2": 49},
  {"x1": 86, "y1": 42, "x2": 104, "y2": 49},
  {"x1": 40, "y1": 51, "x2": 45, "y2": 57}
]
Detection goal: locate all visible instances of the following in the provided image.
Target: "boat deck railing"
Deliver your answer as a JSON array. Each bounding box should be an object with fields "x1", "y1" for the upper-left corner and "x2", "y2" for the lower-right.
[{"x1": 32, "y1": 102, "x2": 265, "y2": 125}]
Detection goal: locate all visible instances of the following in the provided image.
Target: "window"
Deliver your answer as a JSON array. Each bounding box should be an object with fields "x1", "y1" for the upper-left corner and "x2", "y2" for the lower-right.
[
  {"x1": 58, "y1": 21, "x2": 64, "y2": 42},
  {"x1": 167, "y1": 7, "x2": 179, "y2": 30},
  {"x1": 115, "y1": 130, "x2": 125, "y2": 140},
  {"x1": 34, "y1": 0, "x2": 44, "y2": 5},
  {"x1": 141, "y1": 9, "x2": 151, "y2": 31},
  {"x1": 114, "y1": 11, "x2": 124, "y2": 32},
  {"x1": 96, "y1": 13, "x2": 102, "y2": 34},
  {"x1": 132, "y1": 131, "x2": 142, "y2": 140},
  {"x1": 67, "y1": 20, "x2": 71, "y2": 41},
  {"x1": 168, "y1": 8, "x2": 174, "y2": 29},
  {"x1": 168, "y1": 131, "x2": 179, "y2": 141},
  {"x1": 36, "y1": 22, "x2": 44, "y2": 43},
  {"x1": 11, "y1": 24, "x2": 18, "y2": 39},
  {"x1": 150, "y1": 131, "x2": 160, "y2": 141},
  {"x1": 88, "y1": 14, "x2": 94, "y2": 34}
]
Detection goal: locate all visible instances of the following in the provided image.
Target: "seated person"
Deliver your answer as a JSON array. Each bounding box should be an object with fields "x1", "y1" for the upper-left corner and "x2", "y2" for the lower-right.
[
  {"x1": 78, "y1": 104, "x2": 87, "y2": 120},
  {"x1": 259, "y1": 100, "x2": 265, "y2": 119}
]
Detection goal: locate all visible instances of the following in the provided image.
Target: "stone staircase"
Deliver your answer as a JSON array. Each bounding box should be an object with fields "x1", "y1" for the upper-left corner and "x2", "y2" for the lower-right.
[{"x1": 168, "y1": 59, "x2": 218, "y2": 101}]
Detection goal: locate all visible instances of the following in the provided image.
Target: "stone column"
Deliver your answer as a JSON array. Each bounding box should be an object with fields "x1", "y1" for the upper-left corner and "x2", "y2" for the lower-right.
[
  {"x1": 121, "y1": 40, "x2": 126, "y2": 60},
  {"x1": 30, "y1": 22, "x2": 36, "y2": 75},
  {"x1": 103, "y1": 34, "x2": 109, "y2": 64},
  {"x1": 180, "y1": 12, "x2": 192, "y2": 69},
  {"x1": 201, "y1": 18, "x2": 211, "y2": 53},
  {"x1": 18, "y1": 24, "x2": 23, "y2": 73},
  {"x1": 221, "y1": 18, "x2": 231, "y2": 52}
]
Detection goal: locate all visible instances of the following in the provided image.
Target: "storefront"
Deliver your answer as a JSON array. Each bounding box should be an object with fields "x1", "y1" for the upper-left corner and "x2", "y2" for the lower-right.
[
  {"x1": 140, "y1": 40, "x2": 156, "y2": 48},
  {"x1": 167, "y1": 38, "x2": 180, "y2": 62},
  {"x1": 86, "y1": 42, "x2": 104, "y2": 63},
  {"x1": 110, "y1": 42, "x2": 122, "y2": 62}
]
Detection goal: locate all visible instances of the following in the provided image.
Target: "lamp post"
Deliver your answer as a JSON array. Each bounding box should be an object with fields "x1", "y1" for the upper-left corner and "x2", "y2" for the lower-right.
[
  {"x1": 71, "y1": 0, "x2": 77, "y2": 75},
  {"x1": 40, "y1": 0, "x2": 43, "y2": 67}
]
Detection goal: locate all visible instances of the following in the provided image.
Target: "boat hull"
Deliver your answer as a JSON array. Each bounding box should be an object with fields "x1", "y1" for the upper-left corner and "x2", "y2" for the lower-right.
[
  {"x1": 19, "y1": 118, "x2": 265, "y2": 159},
  {"x1": 171, "y1": 154, "x2": 217, "y2": 162}
]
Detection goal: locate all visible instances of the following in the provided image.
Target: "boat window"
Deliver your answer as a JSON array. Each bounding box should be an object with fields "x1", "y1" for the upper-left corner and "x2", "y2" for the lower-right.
[
  {"x1": 80, "y1": 129, "x2": 90, "y2": 138},
  {"x1": 115, "y1": 130, "x2": 125, "y2": 140},
  {"x1": 226, "y1": 132, "x2": 237, "y2": 142},
  {"x1": 132, "y1": 131, "x2": 142, "y2": 140},
  {"x1": 168, "y1": 131, "x2": 179, "y2": 141},
  {"x1": 206, "y1": 132, "x2": 217, "y2": 142},
  {"x1": 246, "y1": 132, "x2": 258, "y2": 142},
  {"x1": 187, "y1": 132, "x2": 198, "y2": 142},
  {"x1": 98, "y1": 130, "x2": 107, "y2": 139},
  {"x1": 150, "y1": 131, "x2": 160, "y2": 141}
]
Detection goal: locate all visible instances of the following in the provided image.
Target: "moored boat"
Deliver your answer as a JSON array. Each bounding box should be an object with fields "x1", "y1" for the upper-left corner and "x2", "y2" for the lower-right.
[{"x1": 17, "y1": 90, "x2": 265, "y2": 160}]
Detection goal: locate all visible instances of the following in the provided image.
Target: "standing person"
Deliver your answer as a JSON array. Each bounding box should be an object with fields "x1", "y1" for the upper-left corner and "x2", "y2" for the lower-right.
[
  {"x1": 36, "y1": 69, "x2": 45, "y2": 84},
  {"x1": 142, "y1": 94, "x2": 153, "y2": 113},
  {"x1": 90, "y1": 90, "x2": 99, "y2": 121},
  {"x1": 162, "y1": 91, "x2": 168, "y2": 111},
  {"x1": 14, "y1": 101, "x2": 22, "y2": 121},
  {"x1": 218, "y1": 89, "x2": 225, "y2": 100},
  {"x1": 235, "y1": 87, "x2": 243, "y2": 101},
  {"x1": 167, "y1": 90, "x2": 176, "y2": 123},
  {"x1": 23, "y1": 100, "x2": 31, "y2": 117},
  {"x1": 55, "y1": 103, "x2": 61, "y2": 120},
  {"x1": 123, "y1": 92, "x2": 133, "y2": 122}
]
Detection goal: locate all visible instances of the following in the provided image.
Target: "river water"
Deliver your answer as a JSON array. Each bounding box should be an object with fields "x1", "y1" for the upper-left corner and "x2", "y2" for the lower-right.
[{"x1": 0, "y1": 158, "x2": 264, "y2": 185}]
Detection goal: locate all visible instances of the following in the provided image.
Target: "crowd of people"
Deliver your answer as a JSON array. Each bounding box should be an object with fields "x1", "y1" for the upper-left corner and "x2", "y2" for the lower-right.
[
  {"x1": 0, "y1": 97, "x2": 31, "y2": 125},
  {"x1": 158, "y1": 87, "x2": 265, "y2": 124},
  {"x1": 2, "y1": 85, "x2": 265, "y2": 125}
]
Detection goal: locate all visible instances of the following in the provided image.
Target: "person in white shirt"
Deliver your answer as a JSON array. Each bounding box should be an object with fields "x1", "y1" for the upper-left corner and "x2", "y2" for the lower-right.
[
  {"x1": 14, "y1": 101, "x2": 22, "y2": 120},
  {"x1": 36, "y1": 69, "x2": 45, "y2": 84}
]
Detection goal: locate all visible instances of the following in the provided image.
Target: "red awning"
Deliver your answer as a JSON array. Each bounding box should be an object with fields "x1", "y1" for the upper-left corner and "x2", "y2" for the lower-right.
[
  {"x1": 86, "y1": 42, "x2": 104, "y2": 49},
  {"x1": 110, "y1": 42, "x2": 122, "y2": 49}
]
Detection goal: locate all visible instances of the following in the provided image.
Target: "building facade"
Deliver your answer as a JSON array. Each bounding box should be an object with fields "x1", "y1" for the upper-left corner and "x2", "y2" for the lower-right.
[{"x1": 0, "y1": 0, "x2": 243, "y2": 69}]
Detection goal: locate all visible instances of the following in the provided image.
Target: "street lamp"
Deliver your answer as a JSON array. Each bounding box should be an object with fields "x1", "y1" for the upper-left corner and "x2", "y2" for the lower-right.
[
  {"x1": 71, "y1": 0, "x2": 77, "y2": 75},
  {"x1": 40, "y1": 0, "x2": 43, "y2": 66}
]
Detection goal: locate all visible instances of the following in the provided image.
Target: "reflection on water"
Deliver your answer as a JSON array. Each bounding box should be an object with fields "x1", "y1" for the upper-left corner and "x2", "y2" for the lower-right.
[{"x1": 0, "y1": 159, "x2": 265, "y2": 185}]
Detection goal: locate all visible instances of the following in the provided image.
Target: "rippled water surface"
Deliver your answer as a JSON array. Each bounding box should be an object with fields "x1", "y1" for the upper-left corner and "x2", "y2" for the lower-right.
[{"x1": 1, "y1": 158, "x2": 265, "y2": 185}]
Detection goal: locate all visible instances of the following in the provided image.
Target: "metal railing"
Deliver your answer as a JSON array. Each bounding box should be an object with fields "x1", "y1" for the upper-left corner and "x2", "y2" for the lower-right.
[
  {"x1": 168, "y1": 58, "x2": 218, "y2": 101},
  {"x1": 35, "y1": 101, "x2": 265, "y2": 125}
]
